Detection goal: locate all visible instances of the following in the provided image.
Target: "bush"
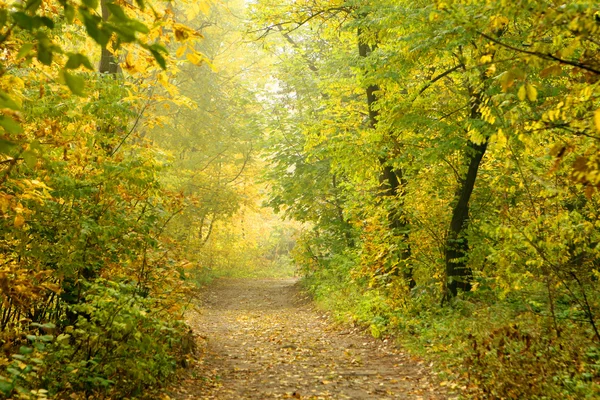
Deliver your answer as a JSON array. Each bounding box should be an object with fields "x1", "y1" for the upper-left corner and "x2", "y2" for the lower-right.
[{"x1": 0, "y1": 280, "x2": 189, "y2": 399}]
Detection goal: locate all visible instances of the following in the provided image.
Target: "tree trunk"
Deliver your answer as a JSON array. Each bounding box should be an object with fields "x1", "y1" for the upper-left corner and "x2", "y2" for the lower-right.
[
  {"x1": 359, "y1": 35, "x2": 415, "y2": 288},
  {"x1": 332, "y1": 174, "x2": 355, "y2": 248},
  {"x1": 99, "y1": 0, "x2": 119, "y2": 74},
  {"x1": 444, "y1": 92, "x2": 487, "y2": 297}
]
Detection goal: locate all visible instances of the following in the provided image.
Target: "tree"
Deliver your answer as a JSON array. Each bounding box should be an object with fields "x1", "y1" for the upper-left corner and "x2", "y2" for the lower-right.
[
  {"x1": 0, "y1": 0, "x2": 204, "y2": 397},
  {"x1": 253, "y1": 0, "x2": 600, "y2": 395}
]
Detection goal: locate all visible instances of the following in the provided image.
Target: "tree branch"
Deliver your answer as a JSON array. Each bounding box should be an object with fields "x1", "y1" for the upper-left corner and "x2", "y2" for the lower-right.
[
  {"x1": 250, "y1": 6, "x2": 351, "y2": 40},
  {"x1": 477, "y1": 31, "x2": 600, "y2": 75},
  {"x1": 413, "y1": 64, "x2": 464, "y2": 101}
]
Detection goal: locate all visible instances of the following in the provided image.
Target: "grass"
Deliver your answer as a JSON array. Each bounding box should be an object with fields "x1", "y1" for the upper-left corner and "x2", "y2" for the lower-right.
[{"x1": 190, "y1": 256, "x2": 297, "y2": 287}]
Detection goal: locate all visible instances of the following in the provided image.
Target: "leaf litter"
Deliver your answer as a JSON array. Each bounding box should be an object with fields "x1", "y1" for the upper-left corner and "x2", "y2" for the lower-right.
[{"x1": 168, "y1": 278, "x2": 450, "y2": 399}]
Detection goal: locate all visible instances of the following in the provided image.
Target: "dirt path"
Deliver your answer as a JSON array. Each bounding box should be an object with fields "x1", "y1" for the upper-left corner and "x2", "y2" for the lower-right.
[{"x1": 170, "y1": 278, "x2": 449, "y2": 400}]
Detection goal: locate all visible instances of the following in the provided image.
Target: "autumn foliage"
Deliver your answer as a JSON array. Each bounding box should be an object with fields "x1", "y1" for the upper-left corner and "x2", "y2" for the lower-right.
[
  {"x1": 256, "y1": 0, "x2": 600, "y2": 397},
  {"x1": 0, "y1": 0, "x2": 210, "y2": 397},
  {"x1": 2, "y1": 0, "x2": 600, "y2": 397}
]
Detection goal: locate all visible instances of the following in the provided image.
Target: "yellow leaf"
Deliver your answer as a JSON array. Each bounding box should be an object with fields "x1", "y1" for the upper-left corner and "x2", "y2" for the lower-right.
[
  {"x1": 173, "y1": 23, "x2": 203, "y2": 42},
  {"x1": 174, "y1": 24, "x2": 190, "y2": 42},
  {"x1": 186, "y1": 52, "x2": 204, "y2": 66},
  {"x1": 490, "y1": 15, "x2": 509, "y2": 31},
  {"x1": 176, "y1": 46, "x2": 186, "y2": 58},
  {"x1": 493, "y1": 128, "x2": 507, "y2": 149},
  {"x1": 0, "y1": 195, "x2": 10, "y2": 213},
  {"x1": 43, "y1": 283, "x2": 61, "y2": 293},
  {"x1": 500, "y1": 71, "x2": 514, "y2": 92},
  {"x1": 540, "y1": 64, "x2": 562, "y2": 78},
  {"x1": 526, "y1": 84, "x2": 537, "y2": 101},
  {"x1": 517, "y1": 85, "x2": 526, "y2": 101},
  {"x1": 14, "y1": 214, "x2": 25, "y2": 228},
  {"x1": 122, "y1": 53, "x2": 141, "y2": 74},
  {"x1": 198, "y1": 0, "x2": 211, "y2": 14},
  {"x1": 595, "y1": 109, "x2": 600, "y2": 132},
  {"x1": 185, "y1": 3, "x2": 200, "y2": 21}
]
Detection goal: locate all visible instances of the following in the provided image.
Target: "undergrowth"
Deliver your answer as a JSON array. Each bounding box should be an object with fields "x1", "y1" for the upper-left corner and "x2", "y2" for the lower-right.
[
  {"x1": 302, "y1": 266, "x2": 600, "y2": 399},
  {"x1": 191, "y1": 255, "x2": 297, "y2": 286}
]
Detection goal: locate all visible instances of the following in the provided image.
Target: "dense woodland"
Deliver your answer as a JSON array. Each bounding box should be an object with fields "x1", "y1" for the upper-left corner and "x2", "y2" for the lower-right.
[{"x1": 0, "y1": 0, "x2": 599, "y2": 398}]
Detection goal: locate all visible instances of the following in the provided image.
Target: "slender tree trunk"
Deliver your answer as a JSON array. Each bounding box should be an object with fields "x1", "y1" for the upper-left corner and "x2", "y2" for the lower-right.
[
  {"x1": 358, "y1": 34, "x2": 415, "y2": 288},
  {"x1": 332, "y1": 174, "x2": 355, "y2": 248},
  {"x1": 99, "y1": 0, "x2": 119, "y2": 74},
  {"x1": 444, "y1": 91, "x2": 487, "y2": 297}
]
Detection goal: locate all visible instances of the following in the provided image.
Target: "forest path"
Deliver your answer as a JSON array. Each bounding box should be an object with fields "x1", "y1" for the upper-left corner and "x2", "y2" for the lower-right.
[{"x1": 170, "y1": 278, "x2": 448, "y2": 400}]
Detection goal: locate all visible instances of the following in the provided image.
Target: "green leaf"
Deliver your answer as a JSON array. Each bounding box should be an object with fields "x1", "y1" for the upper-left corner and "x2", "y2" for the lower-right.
[
  {"x1": 30, "y1": 322, "x2": 56, "y2": 329},
  {"x1": 0, "y1": 139, "x2": 16, "y2": 155},
  {"x1": 150, "y1": 47, "x2": 166, "y2": 69},
  {"x1": 82, "y1": 57, "x2": 93, "y2": 69},
  {"x1": 56, "y1": 333, "x2": 70, "y2": 343},
  {"x1": 25, "y1": 0, "x2": 43, "y2": 13},
  {"x1": 0, "y1": 379, "x2": 13, "y2": 395},
  {"x1": 0, "y1": 380, "x2": 14, "y2": 396},
  {"x1": 106, "y1": 3, "x2": 128, "y2": 21},
  {"x1": 17, "y1": 43, "x2": 34, "y2": 58},
  {"x1": 65, "y1": 53, "x2": 93, "y2": 70},
  {"x1": 0, "y1": 116, "x2": 22, "y2": 134},
  {"x1": 82, "y1": 13, "x2": 110, "y2": 47},
  {"x1": 39, "y1": 16, "x2": 54, "y2": 28},
  {"x1": 82, "y1": 0, "x2": 99, "y2": 9},
  {"x1": 0, "y1": 9, "x2": 7, "y2": 28},
  {"x1": 65, "y1": 53, "x2": 81, "y2": 69},
  {"x1": 64, "y1": 4, "x2": 75, "y2": 22},
  {"x1": 39, "y1": 335, "x2": 54, "y2": 342},
  {"x1": 134, "y1": 0, "x2": 145, "y2": 10},
  {"x1": 37, "y1": 35, "x2": 53, "y2": 66},
  {"x1": 22, "y1": 151, "x2": 36, "y2": 168},
  {"x1": 37, "y1": 46, "x2": 52, "y2": 65},
  {"x1": 106, "y1": 23, "x2": 136, "y2": 43},
  {"x1": 18, "y1": 346, "x2": 33, "y2": 355},
  {"x1": 63, "y1": 71, "x2": 85, "y2": 96},
  {"x1": 0, "y1": 92, "x2": 21, "y2": 110},
  {"x1": 128, "y1": 19, "x2": 149, "y2": 34},
  {"x1": 29, "y1": 139, "x2": 41, "y2": 151},
  {"x1": 11, "y1": 12, "x2": 35, "y2": 30},
  {"x1": 149, "y1": 43, "x2": 167, "y2": 54}
]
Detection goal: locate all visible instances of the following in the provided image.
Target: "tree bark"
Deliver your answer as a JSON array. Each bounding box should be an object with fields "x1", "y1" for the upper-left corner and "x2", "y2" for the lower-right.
[
  {"x1": 99, "y1": 0, "x2": 119, "y2": 75},
  {"x1": 359, "y1": 34, "x2": 415, "y2": 288},
  {"x1": 444, "y1": 91, "x2": 487, "y2": 297},
  {"x1": 332, "y1": 174, "x2": 355, "y2": 248}
]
